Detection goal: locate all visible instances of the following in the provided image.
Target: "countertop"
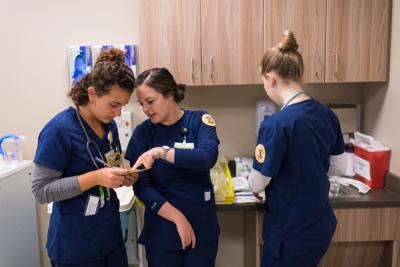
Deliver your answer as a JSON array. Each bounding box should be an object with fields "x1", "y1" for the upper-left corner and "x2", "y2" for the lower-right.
[
  {"x1": 217, "y1": 172, "x2": 400, "y2": 211},
  {"x1": 0, "y1": 160, "x2": 33, "y2": 181}
]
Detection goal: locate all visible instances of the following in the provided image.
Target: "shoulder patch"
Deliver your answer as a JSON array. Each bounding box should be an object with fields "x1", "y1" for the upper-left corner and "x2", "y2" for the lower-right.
[
  {"x1": 255, "y1": 144, "x2": 266, "y2": 163},
  {"x1": 201, "y1": 114, "x2": 216, "y2": 127}
]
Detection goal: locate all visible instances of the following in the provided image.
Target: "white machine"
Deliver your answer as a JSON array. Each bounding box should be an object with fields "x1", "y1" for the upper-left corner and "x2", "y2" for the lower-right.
[
  {"x1": 114, "y1": 186, "x2": 144, "y2": 267},
  {"x1": 0, "y1": 161, "x2": 40, "y2": 267}
]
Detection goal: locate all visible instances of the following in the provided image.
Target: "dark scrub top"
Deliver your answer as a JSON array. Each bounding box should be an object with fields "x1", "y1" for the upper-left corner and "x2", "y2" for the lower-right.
[
  {"x1": 125, "y1": 110, "x2": 220, "y2": 251},
  {"x1": 253, "y1": 99, "x2": 344, "y2": 264},
  {"x1": 34, "y1": 107, "x2": 123, "y2": 264}
]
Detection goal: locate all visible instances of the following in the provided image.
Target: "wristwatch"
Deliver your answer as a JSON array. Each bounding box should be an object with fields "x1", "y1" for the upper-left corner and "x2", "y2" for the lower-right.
[{"x1": 161, "y1": 145, "x2": 170, "y2": 160}]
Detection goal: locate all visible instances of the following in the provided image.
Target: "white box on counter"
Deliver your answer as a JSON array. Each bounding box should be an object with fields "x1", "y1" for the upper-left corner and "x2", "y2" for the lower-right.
[{"x1": 329, "y1": 104, "x2": 360, "y2": 134}]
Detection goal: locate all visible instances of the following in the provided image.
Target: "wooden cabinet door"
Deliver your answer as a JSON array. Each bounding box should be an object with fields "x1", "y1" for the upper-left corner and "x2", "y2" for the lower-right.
[
  {"x1": 325, "y1": 0, "x2": 390, "y2": 82},
  {"x1": 264, "y1": 0, "x2": 326, "y2": 83},
  {"x1": 138, "y1": 0, "x2": 201, "y2": 85},
  {"x1": 201, "y1": 0, "x2": 264, "y2": 85}
]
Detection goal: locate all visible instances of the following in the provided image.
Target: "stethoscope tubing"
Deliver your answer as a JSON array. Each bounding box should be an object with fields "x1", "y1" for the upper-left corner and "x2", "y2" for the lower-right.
[{"x1": 75, "y1": 107, "x2": 106, "y2": 170}]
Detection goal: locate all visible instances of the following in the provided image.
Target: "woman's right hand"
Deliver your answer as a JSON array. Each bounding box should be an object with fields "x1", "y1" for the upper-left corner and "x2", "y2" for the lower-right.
[
  {"x1": 158, "y1": 202, "x2": 197, "y2": 250},
  {"x1": 132, "y1": 147, "x2": 162, "y2": 170},
  {"x1": 96, "y1": 167, "x2": 129, "y2": 188},
  {"x1": 175, "y1": 214, "x2": 197, "y2": 250}
]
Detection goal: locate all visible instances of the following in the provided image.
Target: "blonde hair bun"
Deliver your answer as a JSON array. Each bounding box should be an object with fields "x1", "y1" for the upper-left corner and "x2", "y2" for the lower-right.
[
  {"x1": 278, "y1": 30, "x2": 299, "y2": 53},
  {"x1": 96, "y1": 48, "x2": 125, "y2": 64}
]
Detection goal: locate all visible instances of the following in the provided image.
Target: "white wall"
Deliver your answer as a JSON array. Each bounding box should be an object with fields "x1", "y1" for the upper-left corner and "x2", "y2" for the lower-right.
[
  {"x1": 0, "y1": 0, "x2": 140, "y2": 159},
  {"x1": 363, "y1": 0, "x2": 400, "y2": 175},
  {"x1": 183, "y1": 83, "x2": 363, "y2": 159},
  {"x1": 0, "y1": 1, "x2": 139, "y2": 266}
]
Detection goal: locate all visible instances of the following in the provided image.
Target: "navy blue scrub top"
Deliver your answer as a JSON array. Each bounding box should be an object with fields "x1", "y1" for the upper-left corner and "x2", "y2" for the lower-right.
[
  {"x1": 34, "y1": 107, "x2": 123, "y2": 264},
  {"x1": 253, "y1": 99, "x2": 344, "y2": 260},
  {"x1": 125, "y1": 110, "x2": 220, "y2": 251}
]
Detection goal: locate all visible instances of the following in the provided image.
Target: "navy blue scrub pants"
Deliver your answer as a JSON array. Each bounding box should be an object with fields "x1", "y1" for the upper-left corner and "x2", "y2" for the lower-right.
[
  {"x1": 51, "y1": 240, "x2": 128, "y2": 267},
  {"x1": 145, "y1": 240, "x2": 219, "y2": 267},
  {"x1": 261, "y1": 242, "x2": 330, "y2": 267}
]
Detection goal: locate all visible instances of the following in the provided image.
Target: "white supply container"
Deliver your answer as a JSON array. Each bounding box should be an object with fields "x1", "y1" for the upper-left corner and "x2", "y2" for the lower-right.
[
  {"x1": 0, "y1": 161, "x2": 40, "y2": 267},
  {"x1": 114, "y1": 186, "x2": 139, "y2": 265}
]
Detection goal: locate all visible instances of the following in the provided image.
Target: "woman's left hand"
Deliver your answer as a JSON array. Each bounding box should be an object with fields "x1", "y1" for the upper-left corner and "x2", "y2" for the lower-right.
[{"x1": 132, "y1": 147, "x2": 162, "y2": 170}]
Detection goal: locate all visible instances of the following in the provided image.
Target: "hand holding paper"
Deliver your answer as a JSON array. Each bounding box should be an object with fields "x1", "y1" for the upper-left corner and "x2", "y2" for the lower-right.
[{"x1": 127, "y1": 166, "x2": 150, "y2": 174}]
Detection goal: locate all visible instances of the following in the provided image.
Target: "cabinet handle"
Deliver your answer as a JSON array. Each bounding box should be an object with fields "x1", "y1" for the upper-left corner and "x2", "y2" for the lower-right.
[
  {"x1": 334, "y1": 54, "x2": 338, "y2": 76},
  {"x1": 209, "y1": 56, "x2": 214, "y2": 80},
  {"x1": 314, "y1": 53, "x2": 319, "y2": 77},
  {"x1": 191, "y1": 57, "x2": 194, "y2": 81}
]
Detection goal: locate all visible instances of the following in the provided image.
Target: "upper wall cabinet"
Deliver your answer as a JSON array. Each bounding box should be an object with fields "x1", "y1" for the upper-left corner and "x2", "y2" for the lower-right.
[
  {"x1": 140, "y1": 0, "x2": 391, "y2": 85},
  {"x1": 325, "y1": 0, "x2": 390, "y2": 82},
  {"x1": 201, "y1": 0, "x2": 263, "y2": 85},
  {"x1": 264, "y1": 0, "x2": 326, "y2": 83},
  {"x1": 138, "y1": 0, "x2": 201, "y2": 85},
  {"x1": 265, "y1": 0, "x2": 391, "y2": 83},
  {"x1": 139, "y1": 0, "x2": 263, "y2": 85}
]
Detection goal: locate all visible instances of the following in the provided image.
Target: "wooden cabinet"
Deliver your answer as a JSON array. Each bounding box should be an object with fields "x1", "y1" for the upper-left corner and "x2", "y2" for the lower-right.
[
  {"x1": 319, "y1": 207, "x2": 400, "y2": 267},
  {"x1": 140, "y1": 0, "x2": 391, "y2": 85},
  {"x1": 201, "y1": 0, "x2": 263, "y2": 85},
  {"x1": 138, "y1": 0, "x2": 201, "y2": 85},
  {"x1": 325, "y1": 0, "x2": 391, "y2": 82},
  {"x1": 138, "y1": 0, "x2": 263, "y2": 85},
  {"x1": 264, "y1": 0, "x2": 391, "y2": 83},
  {"x1": 252, "y1": 207, "x2": 400, "y2": 267}
]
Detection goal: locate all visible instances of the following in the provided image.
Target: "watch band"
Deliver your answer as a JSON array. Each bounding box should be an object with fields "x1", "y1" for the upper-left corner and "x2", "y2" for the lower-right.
[{"x1": 161, "y1": 146, "x2": 170, "y2": 160}]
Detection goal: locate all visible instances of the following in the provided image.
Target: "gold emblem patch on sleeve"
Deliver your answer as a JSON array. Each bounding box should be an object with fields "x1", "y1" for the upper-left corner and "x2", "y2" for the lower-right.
[
  {"x1": 202, "y1": 114, "x2": 216, "y2": 127},
  {"x1": 255, "y1": 144, "x2": 266, "y2": 163}
]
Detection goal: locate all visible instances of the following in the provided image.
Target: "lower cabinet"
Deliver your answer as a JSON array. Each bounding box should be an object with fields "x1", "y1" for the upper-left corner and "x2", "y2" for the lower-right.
[
  {"x1": 319, "y1": 207, "x2": 400, "y2": 267},
  {"x1": 252, "y1": 207, "x2": 400, "y2": 267}
]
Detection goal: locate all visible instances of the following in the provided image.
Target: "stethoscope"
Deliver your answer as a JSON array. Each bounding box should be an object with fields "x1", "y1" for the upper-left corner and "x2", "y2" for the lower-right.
[
  {"x1": 75, "y1": 107, "x2": 110, "y2": 205},
  {"x1": 280, "y1": 90, "x2": 305, "y2": 110},
  {"x1": 75, "y1": 107, "x2": 105, "y2": 169}
]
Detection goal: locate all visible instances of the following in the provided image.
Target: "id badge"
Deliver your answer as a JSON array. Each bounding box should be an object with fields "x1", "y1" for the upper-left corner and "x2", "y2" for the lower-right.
[
  {"x1": 84, "y1": 195, "x2": 100, "y2": 216},
  {"x1": 105, "y1": 150, "x2": 122, "y2": 167},
  {"x1": 174, "y1": 142, "x2": 194, "y2": 149},
  {"x1": 204, "y1": 191, "x2": 211, "y2": 201}
]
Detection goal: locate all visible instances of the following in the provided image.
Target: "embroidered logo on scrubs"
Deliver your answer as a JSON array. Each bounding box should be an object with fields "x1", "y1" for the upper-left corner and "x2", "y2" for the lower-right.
[
  {"x1": 255, "y1": 144, "x2": 266, "y2": 163},
  {"x1": 202, "y1": 114, "x2": 216, "y2": 127}
]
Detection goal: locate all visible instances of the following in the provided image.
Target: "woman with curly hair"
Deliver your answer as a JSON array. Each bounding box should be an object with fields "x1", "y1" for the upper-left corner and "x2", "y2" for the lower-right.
[{"x1": 32, "y1": 48, "x2": 137, "y2": 267}]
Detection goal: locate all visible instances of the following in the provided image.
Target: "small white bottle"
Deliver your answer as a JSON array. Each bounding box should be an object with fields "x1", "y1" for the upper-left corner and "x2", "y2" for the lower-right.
[{"x1": 1, "y1": 135, "x2": 27, "y2": 162}]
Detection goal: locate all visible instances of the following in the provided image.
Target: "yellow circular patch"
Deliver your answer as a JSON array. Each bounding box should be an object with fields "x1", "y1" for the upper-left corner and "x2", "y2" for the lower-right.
[
  {"x1": 202, "y1": 114, "x2": 216, "y2": 127},
  {"x1": 255, "y1": 144, "x2": 266, "y2": 163}
]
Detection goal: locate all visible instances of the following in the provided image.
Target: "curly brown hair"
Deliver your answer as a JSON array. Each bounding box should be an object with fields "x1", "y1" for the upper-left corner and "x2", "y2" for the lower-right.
[{"x1": 68, "y1": 48, "x2": 136, "y2": 106}]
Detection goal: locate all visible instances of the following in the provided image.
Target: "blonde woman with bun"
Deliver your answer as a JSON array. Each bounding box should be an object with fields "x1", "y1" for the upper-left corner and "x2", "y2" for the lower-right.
[
  {"x1": 32, "y1": 48, "x2": 137, "y2": 267},
  {"x1": 248, "y1": 31, "x2": 344, "y2": 267}
]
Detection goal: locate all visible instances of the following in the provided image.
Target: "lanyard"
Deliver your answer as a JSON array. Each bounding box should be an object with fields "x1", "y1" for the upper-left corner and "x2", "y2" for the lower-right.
[{"x1": 280, "y1": 90, "x2": 304, "y2": 110}]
